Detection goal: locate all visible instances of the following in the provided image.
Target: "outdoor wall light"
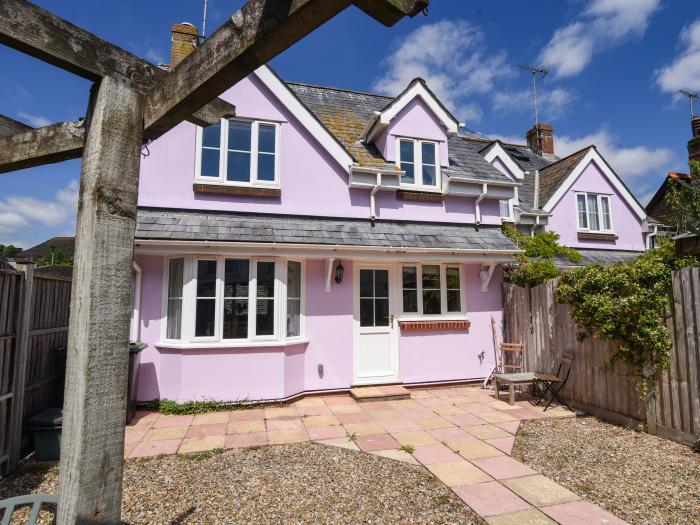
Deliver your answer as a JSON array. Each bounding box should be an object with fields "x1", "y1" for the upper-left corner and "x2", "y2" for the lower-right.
[{"x1": 335, "y1": 261, "x2": 344, "y2": 284}]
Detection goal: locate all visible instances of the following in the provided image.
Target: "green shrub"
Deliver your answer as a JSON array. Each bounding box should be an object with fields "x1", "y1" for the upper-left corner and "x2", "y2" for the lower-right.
[
  {"x1": 502, "y1": 225, "x2": 580, "y2": 286},
  {"x1": 556, "y1": 239, "x2": 698, "y2": 393}
]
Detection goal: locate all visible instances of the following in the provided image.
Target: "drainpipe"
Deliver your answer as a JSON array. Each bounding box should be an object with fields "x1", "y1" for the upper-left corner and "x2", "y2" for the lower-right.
[
  {"x1": 529, "y1": 215, "x2": 540, "y2": 237},
  {"x1": 532, "y1": 170, "x2": 540, "y2": 210},
  {"x1": 475, "y1": 183, "x2": 488, "y2": 225},
  {"x1": 370, "y1": 172, "x2": 381, "y2": 221}
]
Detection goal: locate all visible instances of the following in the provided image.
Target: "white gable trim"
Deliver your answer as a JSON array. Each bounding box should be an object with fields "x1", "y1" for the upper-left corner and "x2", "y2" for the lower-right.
[
  {"x1": 482, "y1": 142, "x2": 525, "y2": 180},
  {"x1": 253, "y1": 65, "x2": 354, "y2": 171},
  {"x1": 541, "y1": 148, "x2": 646, "y2": 220},
  {"x1": 362, "y1": 80, "x2": 461, "y2": 142}
]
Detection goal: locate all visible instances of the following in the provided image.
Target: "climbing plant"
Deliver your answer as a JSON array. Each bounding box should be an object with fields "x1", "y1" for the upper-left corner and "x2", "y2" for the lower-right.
[
  {"x1": 502, "y1": 225, "x2": 580, "y2": 287},
  {"x1": 556, "y1": 239, "x2": 698, "y2": 393}
]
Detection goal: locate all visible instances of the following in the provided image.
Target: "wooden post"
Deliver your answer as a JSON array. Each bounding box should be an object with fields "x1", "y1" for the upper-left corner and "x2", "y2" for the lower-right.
[
  {"x1": 57, "y1": 75, "x2": 143, "y2": 524},
  {"x1": 7, "y1": 262, "x2": 34, "y2": 472}
]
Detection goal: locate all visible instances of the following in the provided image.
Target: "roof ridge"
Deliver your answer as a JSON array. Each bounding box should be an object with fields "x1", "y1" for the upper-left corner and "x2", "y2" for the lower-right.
[
  {"x1": 285, "y1": 80, "x2": 394, "y2": 100},
  {"x1": 539, "y1": 145, "x2": 592, "y2": 173}
]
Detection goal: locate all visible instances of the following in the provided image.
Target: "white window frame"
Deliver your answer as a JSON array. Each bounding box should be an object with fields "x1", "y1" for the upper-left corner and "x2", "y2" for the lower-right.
[
  {"x1": 194, "y1": 118, "x2": 281, "y2": 188},
  {"x1": 395, "y1": 137, "x2": 441, "y2": 191},
  {"x1": 160, "y1": 255, "x2": 305, "y2": 347},
  {"x1": 575, "y1": 192, "x2": 614, "y2": 233},
  {"x1": 398, "y1": 263, "x2": 466, "y2": 319}
]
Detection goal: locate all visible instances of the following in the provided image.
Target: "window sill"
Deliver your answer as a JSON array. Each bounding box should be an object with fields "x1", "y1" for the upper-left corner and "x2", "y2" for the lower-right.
[
  {"x1": 193, "y1": 182, "x2": 281, "y2": 198},
  {"x1": 155, "y1": 339, "x2": 309, "y2": 349},
  {"x1": 577, "y1": 231, "x2": 618, "y2": 241},
  {"x1": 399, "y1": 319, "x2": 471, "y2": 332},
  {"x1": 397, "y1": 189, "x2": 444, "y2": 202}
]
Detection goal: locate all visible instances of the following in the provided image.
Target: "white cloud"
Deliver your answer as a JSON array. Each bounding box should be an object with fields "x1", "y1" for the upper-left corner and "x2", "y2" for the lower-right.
[
  {"x1": 492, "y1": 87, "x2": 576, "y2": 120},
  {"x1": 145, "y1": 48, "x2": 165, "y2": 65},
  {"x1": 655, "y1": 19, "x2": 700, "y2": 93},
  {"x1": 373, "y1": 20, "x2": 511, "y2": 124},
  {"x1": 0, "y1": 180, "x2": 78, "y2": 248},
  {"x1": 16, "y1": 111, "x2": 51, "y2": 128},
  {"x1": 539, "y1": 0, "x2": 660, "y2": 78},
  {"x1": 556, "y1": 128, "x2": 674, "y2": 184}
]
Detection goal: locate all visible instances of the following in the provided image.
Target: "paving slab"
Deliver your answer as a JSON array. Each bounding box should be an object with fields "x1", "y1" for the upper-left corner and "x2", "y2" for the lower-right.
[
  {"x1": 354, "y1": 433, "x2": 400, "y2": 452},
  {"x1": 485, "y1": 508, "x2": 557, "y2": 525},
  {"x1": 485, "y1": 436, "x2": 516, "y2": 454},
  {"x1": 463, "y1": 424, "x2": 512, "y2": 439},
  {"x1": 191, "y1": 411, "x2": 230, "y2": 425},
  {"x1": 391, "y1": 430, "x2": 440, "y2": 447},
  {"x1": 152, "y1": 414, "x2": 194, "y2": 428},
  {"x1": 470, "y1": 456, "x2": 538, "y2": 479},
  {"x1": 412, "y1": 444, "x2": 462, "y2": 464},
  {"x1": 130, "y1": 438, "x2": 182, "y2": 458},
  {"x1": 178, "y1": 435, "x2": 225, "y2": 454},
  {"x1": 453, "y1": 481, "x2": 532, "y2": 516},
  {"x1": 454, "y1": 439, "x2": 504, "y2": 459},
  {"x1": 370, "y1": 449, "x2": 419, "y2": 465},
  {"x1": 541, "y1": 501, "x2": 629, "y2": 525},
  {"x1": 185, "y1": 423, "x2": 227, "y2": 438},
  {"x1": 306, "y1": 425, "x2": 347, "y2": 440},
  {"x1": 427, "y1": 460, "x2": 493, "y2": 487},
  {"x1": 316, "y1": 437, "x2": 360, "y2": 451},
  {"x1": 143, "y1": 426, "x2": 188, "y2": 441},
  {"x1": 229, "y1": 409, "x2": 264, "y2": 421},
  {"x1": 502, "y1": 475, "x2": 581, "y2": 507},
  {"x1": 267, "y1": 428, "x2": 309, "y2": 445},
  {"x1": 224, "y1": 431, "x2": 268, "y2": 449},
  {"x1": 227, "y1": 420, "x2": 266, "y2": 434}
]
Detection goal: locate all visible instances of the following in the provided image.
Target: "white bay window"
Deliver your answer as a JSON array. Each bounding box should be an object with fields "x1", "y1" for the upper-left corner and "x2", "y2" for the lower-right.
[
  {"x1": 401, "y1": 264, "x2": 464, "y2": 317},
  {"x1": 576, "y1": 193, "x2": 613, "y2": 232},
  {"x1": 162, "y1": 256, "x2": 304, "y2": 346},
  {"x1": 196, "y1": 118, "x2": 279, "y2": 187}
]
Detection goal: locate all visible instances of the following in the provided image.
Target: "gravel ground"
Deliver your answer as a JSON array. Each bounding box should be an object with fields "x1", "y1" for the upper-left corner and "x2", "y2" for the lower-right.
[
  {"x1": 513, "y1": 416, "x2": 700, "y2": 525},
  {"x1": 0, "y1": 442, "x2": 484, "y2": 525}
]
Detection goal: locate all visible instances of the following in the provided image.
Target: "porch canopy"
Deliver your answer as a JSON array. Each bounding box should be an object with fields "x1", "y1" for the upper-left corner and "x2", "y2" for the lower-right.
[{"x1": 134, "y1": 207, "x2": 521, "y2": 263}]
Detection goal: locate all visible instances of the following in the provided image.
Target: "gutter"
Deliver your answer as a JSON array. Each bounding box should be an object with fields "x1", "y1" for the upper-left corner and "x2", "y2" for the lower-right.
[{"x1": 370, "y1": 174, "x2": 381, "y2": 221}]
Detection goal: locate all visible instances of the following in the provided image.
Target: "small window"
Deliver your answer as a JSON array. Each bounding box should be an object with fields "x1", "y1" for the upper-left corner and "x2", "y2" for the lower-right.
[
  {"x1": 195, "y1": 260, "x2": 217, "y2": 337},
  {"x1": 166, "y1": 258, "x2": 184, "y2": 340},
  {"x1": 286, "y1": 261, "x2": 302, "y2": 338},
  {"x1": 446, "y1": 267, "x2": 461, "y2": 312},
  {"x1": 499, "y1": 200, "x2": 512, "y2": 219},
  {"x1": 576, "y1": 193, "x2": 613, "y2": 233},
  {"x1": 401, "y1": 264, "x2": 463, "y2": 318},
  {"x1": 256, "y1": 261, "x2": 276, "y2": 336},
  {"x1": 397, "y1": 138, "x2": 441, "y2": 190},
  {"x1": 197, "y1": 119, "x2": 279, "y2": 187}
]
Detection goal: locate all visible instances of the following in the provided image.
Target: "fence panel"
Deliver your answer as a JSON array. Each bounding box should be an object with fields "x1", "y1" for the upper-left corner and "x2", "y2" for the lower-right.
[
  {"x1": 0, "y1": 269, "x2": 21, "y2": 475},
  {"x1": 503, "y1": 268, "x2": 699, "y2": 447}
]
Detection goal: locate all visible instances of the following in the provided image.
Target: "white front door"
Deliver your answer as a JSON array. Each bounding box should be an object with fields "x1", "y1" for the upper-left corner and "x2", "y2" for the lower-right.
[{"x1": 353, "y1": 266, "x2": 398, "y2": 384}]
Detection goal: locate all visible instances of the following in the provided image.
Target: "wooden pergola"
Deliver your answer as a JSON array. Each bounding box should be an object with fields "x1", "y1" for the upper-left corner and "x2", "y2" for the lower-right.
[{"x1": 0, "y1": 0, "x2": 427, "y2": 522}]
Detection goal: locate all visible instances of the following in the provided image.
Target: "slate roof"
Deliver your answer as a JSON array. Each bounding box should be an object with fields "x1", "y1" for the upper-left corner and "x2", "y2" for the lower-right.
[
  {"x1": 537, "y1": 147, "x2": 592, "y2": 207},
  {"x1": 286, "y1": 82, "x2": 512, "y2": 184},
  {"x1": 554, "y1": 249, "x2": 641, "y2": 267},
  {"x1": 135, "y1": 208, "x2": 520, "y2": 252}
]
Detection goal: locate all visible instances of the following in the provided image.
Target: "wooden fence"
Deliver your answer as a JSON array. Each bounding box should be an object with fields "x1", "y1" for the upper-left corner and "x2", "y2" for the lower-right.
[
  {"x1": 0, "y1": 264, "x2": 70, "y2": 475},
  {"x1": 503, "y1": 266, "x2": 700, "y2": 448}
]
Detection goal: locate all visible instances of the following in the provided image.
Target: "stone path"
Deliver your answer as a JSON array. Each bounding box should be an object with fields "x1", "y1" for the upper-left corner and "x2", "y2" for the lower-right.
[{"x1": 125, "y1": 385, "x2": 628, "y2": 525}]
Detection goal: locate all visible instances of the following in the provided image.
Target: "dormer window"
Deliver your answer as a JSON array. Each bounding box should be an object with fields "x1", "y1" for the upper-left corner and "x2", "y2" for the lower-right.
[
  {"x1": 397, "y1": 138, "x2": 440, "y2": 190},
  {"x1": 196, "y1": 118, "x2": 279, "y2": 187}
]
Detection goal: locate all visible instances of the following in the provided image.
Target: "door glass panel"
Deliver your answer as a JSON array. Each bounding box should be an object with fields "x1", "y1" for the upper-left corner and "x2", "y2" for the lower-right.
[{"x1": 359, "y1": 269, "x2": 390, "y2": 327}]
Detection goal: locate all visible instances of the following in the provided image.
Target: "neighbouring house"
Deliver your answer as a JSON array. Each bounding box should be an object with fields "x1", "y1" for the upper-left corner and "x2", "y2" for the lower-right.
[
  {"x1": 128, "y1": 23, "x2": 650, "y2": 403},
  {"x1": 478, "y1": 124, "x2": 651, "y2": 263},
  {"x1": 13, "y1": 236, "x2": 75, "y2": 263},
  {"x1": 645, "y1": 115, "x2": 699, "y2": 253}
]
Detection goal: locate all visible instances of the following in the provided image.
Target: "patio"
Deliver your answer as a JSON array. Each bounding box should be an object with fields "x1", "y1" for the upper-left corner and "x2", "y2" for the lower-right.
[{"x1": 124, "y1": 385, "x2": 627, "y2": 525}]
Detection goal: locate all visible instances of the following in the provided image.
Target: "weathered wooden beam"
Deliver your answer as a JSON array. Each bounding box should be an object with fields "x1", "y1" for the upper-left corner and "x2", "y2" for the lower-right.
[
  {"x1": 0, "y1": 114, "x2": 32, "y2": 136},
  {"x1": 354, "y1": 0, "x2": 428, "y2": 26},
  {"x1": 0, "y1": 120, "x2": 84, "y2": 173},
  {"x1": 143, "y1": 0, "x2": 427, "y2": 138},
  {"x1": 57, "y1": 75, "x2": 143, "y2": 523},
  {"x1": 0, "y1": 0, "x2": 234, "y2": 130}
]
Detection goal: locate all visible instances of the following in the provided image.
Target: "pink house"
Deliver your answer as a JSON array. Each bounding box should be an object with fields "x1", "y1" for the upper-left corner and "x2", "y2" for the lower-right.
[
  {"x1": 480, "y1": 124, "x2": 651, "y2": 264},
  {"x1": 131, "y1": 63, "x2": 649, "y2": 403}
]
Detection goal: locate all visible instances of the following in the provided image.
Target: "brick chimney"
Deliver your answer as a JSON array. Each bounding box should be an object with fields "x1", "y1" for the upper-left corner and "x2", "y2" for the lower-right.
[
  {"x1": 526, "y1": 123, "x2": 554, "y2": 157},
  {"x1": 170, "y1": 22, "x2": 198, "y2": 68},
  {"x1": 689, "y1": 116, "x2": 700, "y2": 162}
]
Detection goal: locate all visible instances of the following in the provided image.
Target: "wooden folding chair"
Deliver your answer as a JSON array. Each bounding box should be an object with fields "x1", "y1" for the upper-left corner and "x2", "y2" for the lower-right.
[
  {"x1": 499, "y1": 342, "x2": 524, "y2": 373},
  {"x1": 535, "y1": 352, "x2": 574, "y2": 411}
]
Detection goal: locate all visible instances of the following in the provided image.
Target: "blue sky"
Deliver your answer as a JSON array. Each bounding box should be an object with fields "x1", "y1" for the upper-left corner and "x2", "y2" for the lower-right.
[{"x1": 1, "y1": 0, "x2": 699, "y2": 248}]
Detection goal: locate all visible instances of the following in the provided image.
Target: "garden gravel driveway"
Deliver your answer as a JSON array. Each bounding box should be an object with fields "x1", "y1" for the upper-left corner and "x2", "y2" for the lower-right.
[
  {"x1": 0, "y1": 443, "x2": 485, "y2": 524},
  {"x1": 513, "y1": 416, "x2": 700, "y2": 525}
]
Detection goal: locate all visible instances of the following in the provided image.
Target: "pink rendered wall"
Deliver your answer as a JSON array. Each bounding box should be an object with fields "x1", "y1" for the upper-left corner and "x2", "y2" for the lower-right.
[
  {"x1": 545, "y1": 160, "x2": 646, "y2": 251},
  {"x1": 137, "y1": 73, "x2": 501, "y2": 225},
  {"x1": 134, "y1": 254, "x2": 502, "y2": 402},
  {"x1": 377, "y1": 97, "x2": 449, "y2": 166},
  {"x1": 399, "y1": 264, "x2": 500, "y2": 383}
]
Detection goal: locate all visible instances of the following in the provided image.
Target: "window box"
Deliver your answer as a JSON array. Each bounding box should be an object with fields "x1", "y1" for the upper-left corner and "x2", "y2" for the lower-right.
[
  {"x1": 396, "y1": 190, "x2": 444, "y2": 202},
  {"x1": 192, "y1": 183, "x2": 281, "y2": 198},
  {"x1": 577, "y1": 232, "x2": 619, "y2": 241},
  {"x1": 399, "y1": 320, "x2": 471, "y2": 332},
  {"x1": 195, "y1": 118, "x2": 280, "y2": 189}
]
